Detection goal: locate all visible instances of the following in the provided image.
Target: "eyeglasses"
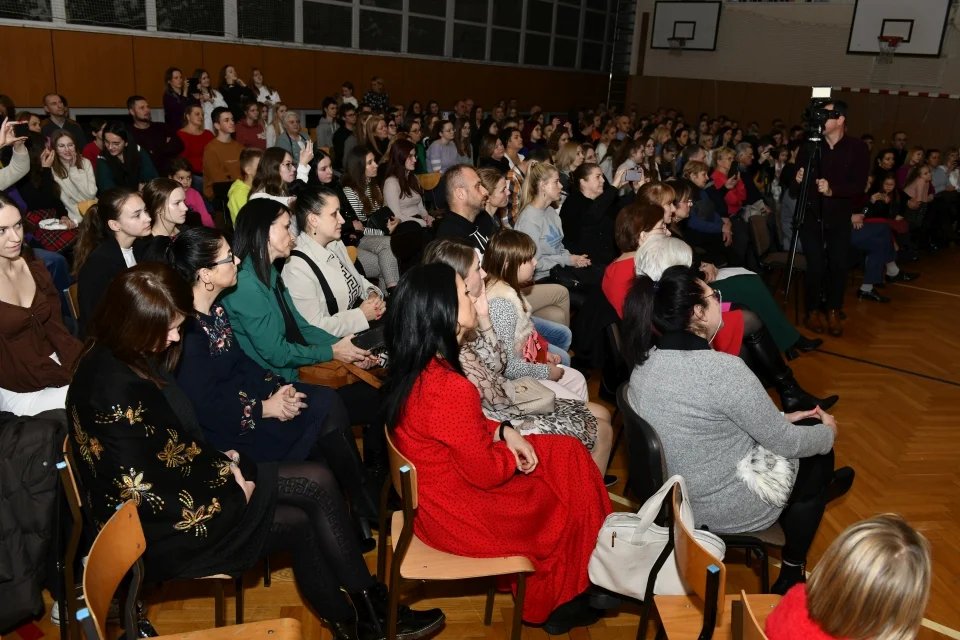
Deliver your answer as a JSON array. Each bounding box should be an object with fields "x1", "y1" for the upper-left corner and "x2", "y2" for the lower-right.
[
  {"x1": 281, "y1": 162, "x2": 296, "y2": 169},
  {"x1": 701, "y1": 289, "x2": 721, "y2": 304},
  {"x1": 675, "y1": 199, "x2": 693, "y2": 207},
  {"x1": 208, "y1": 252, "x2": 234, "y2": 268}
]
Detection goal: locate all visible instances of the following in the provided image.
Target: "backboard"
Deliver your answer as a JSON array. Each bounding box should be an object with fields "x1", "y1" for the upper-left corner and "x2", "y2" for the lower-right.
[
  {"x1": 651, "y1": 1, "x2": 721, "y2": 52},
  {"x1": 847, "y1": 0, "x2": 950, "y2": 57}
]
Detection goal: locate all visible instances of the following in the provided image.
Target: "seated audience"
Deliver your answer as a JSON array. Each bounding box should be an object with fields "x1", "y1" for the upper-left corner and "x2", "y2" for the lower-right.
[
  {"x1": 276, "y1": 110, "x2": 313, "y2": 158},
  {"x1": 0, "y1": 123, "x2": 29, "y2": 189},
  {"x1": 227, "y1": 147, "x2": 263, "y2": 224},
  {"x1": 49, "y1": 130, "x2": 96, "y2": 225},
  {"x1": 580, "y1": 143, "x2": 597, "y2": 166},
  {"x1": 250, "y1": 147, "x2": 311, "y2": 234},
  {"x1": 284, "y1": 187, "x2": 384, "y2": 337},
  {"x1": 12, "y1": 133, "x2": 71, "y2": 227},
  {"x1": 435, "y1": 164, "x2": 495, "y2": 252},
  {"x1": 40, "y1": 93, "x2": 86, "y2": 147},
  {"x1": 501, "y1": 127, "x2": 525, "y2": 172},
  {"x1": 162, "y1": 67, "x2": 191, "y2": 129},
  {"x1": 0, "y1": 194, "x2": 81, "y2": 415},
  {"x1": 95, "y1": 121, "x2": 158, "y2": 193},
  {"x1": 168, "y1": 226, "x2": 382, "y2": 548},
  {"x1": 902, "y1": 162, "x2": 936, "y2": 249},
  {"x1": 559, "y1": 163, "x2": 629, "y2": 267},
  {"x1": 383, "y1": 261, "x2": 611, "y2": 633},
  {"x1": 515, "y1": 161, "x2": 597, "y2": 287},
  {"x1": 177, "y1": 104, "x2": 214, "y2": 185},
  {"x1": 361, "y1": 116, "x2": 391, "y2": 164},
  {"x1": 865, "y1": 171, "x2": 914, "y2": 261},
  {"x1": 424, "y1": 237, "x2": 613, "y2": 474},
  {"x1": 765, "y1": 514, "x2": 930, "y2": 640},
  {"x1": 202, "y1": 107, "x2": 244, "y2": 200},
  {"x1": 137, "y1": 177, "x2": 190, "y2": 260},
  {"x1": 339, "y1": 146, "x2": 401, "y2": 291},
  {"x1": 426, "y1": 119, "x2": 458, "y2": 174},
  {"x1": 601, "y1": 203, "x2": 671, "y2": 318},
  {"x1": 382, "y1": 139, "x2": 433, "y2": 227},
  {"x1": 520, "y1": 121, "x2": 543, "y2": 156},
  {"x1": 190, "y1": 68, "x2": 228, "y2": 132},
  {"x1": 598, "y1": 139, "x2": 620, "y2": 182},
  {"x1": 316, "y1": 98, "x2": 339, "y2": 150},
  {"x1": 250, "y1": 68, "x2": 281, "y2": 121},
  {"x1": 504, "y1": 146, "x2": 552, "y2": 229},
  {"x1": 127, "y1": 95, "x2": 184, "y2": 176},
  {"x1": 680, "y1": 159, "x2": 736, "y2": 266},
  {"x1": 454, "y1": 118, "x2": 473, "y2": 165},
  {"x1": 219, "y1": 64, "x2": 256, "y2": 122},
  {"x1": 852, "y1": 183, "x2": 920, "y2": 303},
  {"x1": 483, "y1": 230, "x2": 588, "y2": 402},
  {"x1": 219, "y1": 198, "x2": 373, "y2": 383},
  {"x1": 896, "y1": 145, "x2": 925, "y2": 188},
  {"x1": 73, "y1": 188, "x2": 152, "y2": 335},
  {"x1": 167, "y1": 157, "x2": 214, "y2": 227},
  {"x1": 81, "y1": 117, "x2": 106, "y2": 169},
  {"x1": 623, "y1": 265, "x2": 853, "y2": 594},
  {"x1": 333, "y1": 104, "x2": 358, "y2": 172},
  {"x1": 235, "y1": 101, "x2": 266, "y2": 149},
  {"x1": 68, "y1": 262, "x2": 443, "y2": 640},
  {"x1": 265, "y1": 103, "x2": 287, "y2": 148},
  {"x1": 554, "y1": 141, "x2": 584, "y2": 196}
]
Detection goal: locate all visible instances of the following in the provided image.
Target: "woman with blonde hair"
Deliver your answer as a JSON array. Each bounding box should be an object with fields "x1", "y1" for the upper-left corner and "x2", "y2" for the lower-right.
[
  {"x1": 765, "y1": 514, "x2": 930, "y2": 640},
  {"x1": 554, "y1": 141, "x2": 584, "y2": 195},
  {"x1": 265, "y1": 102, "x2": 287, "y2": 148},
  {"x1": 361, "y1": 115, "x2": 390, "y2": 163}
]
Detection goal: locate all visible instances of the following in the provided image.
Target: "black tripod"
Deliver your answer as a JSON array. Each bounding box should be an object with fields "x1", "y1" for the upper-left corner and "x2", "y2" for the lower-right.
[{"x1": 784, "y1": 128, "x2": 825, "y2": 304}]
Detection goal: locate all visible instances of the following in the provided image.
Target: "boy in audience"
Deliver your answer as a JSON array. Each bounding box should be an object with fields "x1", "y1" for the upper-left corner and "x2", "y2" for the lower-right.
[
  {"x1": 202, "y1": 107, "x2": 244, "y2": 200},
  {"x1": 316, "y1": 97, "x2": 339, "y2": 149},
  {"x1": 40, "y1": 93, "x2": 86, "y2": 146},
  {"x1": 227, "y1": 147, "x2": 263, "y2": 224},
  {"x1": 127, "y1": 95, "x2": 184, "y2": 175}
]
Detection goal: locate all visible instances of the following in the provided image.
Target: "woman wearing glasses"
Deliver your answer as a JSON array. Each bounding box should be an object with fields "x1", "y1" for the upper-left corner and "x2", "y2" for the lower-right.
[
  {"x1": 249, "y1": 147, "x2": 311, "y2": 235},
  {"x1": 623, "y1": 264, "x2": 853, "y2": 595}
]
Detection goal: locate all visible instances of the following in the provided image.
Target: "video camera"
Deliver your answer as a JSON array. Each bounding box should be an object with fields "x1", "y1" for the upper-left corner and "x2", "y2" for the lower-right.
[{"x1": 802, "y1": 87, "x2": 842, "y2": 139}]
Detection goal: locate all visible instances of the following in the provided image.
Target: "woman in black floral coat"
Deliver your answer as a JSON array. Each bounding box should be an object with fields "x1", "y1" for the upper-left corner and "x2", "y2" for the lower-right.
[{"x1": 67, "y1": 263, "x2": 444, "y2": 640}]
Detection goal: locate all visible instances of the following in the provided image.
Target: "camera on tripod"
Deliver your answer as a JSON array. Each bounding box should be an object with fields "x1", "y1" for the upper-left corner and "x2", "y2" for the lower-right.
[{"x1": 802, "y1": 87, "x2": 842, "y2": 139}]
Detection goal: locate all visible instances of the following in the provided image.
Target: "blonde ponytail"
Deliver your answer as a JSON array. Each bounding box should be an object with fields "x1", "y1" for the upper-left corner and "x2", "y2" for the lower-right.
[{"x1": 516, "y1": 161, "x2": 559, "y2": 224}]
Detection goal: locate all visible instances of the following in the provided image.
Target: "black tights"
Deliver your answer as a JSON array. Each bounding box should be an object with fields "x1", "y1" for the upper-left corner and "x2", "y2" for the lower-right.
[
  {"x1": 261, "y1": 462, "x2": 375, "y2": 622},
  {"x1": 778, "y1": 449, "x2": 835, "y2": 563}
]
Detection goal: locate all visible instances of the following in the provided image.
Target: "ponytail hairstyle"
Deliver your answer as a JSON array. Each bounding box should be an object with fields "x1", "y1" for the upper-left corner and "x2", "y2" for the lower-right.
[
  {"x1": 517, "y1": 161, "x2": 559, "y2": 221},
  {"x1": 166, "y1": 225, "x2": 227, "y2": 286},
  {"x1": 621, "y1": 264, "x2": 706, "y2": 368},
  {"x1": 481, "y1": 229, "x2": 537, "y2": 312},
  {"x1": 292, "y1": 186, "x2": 340, "y2": 237},
  {"x1": 72, "y1": 187, "x2": 139, "y2": 277},
  {"x1": 142, "y1": 177, "x2": 182, "y2": 225},
  {"x1": 571, "y1": 162, "x2": 600, "y2": 194}
]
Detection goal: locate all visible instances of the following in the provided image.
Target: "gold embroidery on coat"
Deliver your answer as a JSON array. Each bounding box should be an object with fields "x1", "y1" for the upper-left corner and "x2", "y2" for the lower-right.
[
  {"x1": 174, "y1": 491, "x2": 222, "y2": 537},
  {"x1": 208, "y1": 459, "x2": 231, "y2": 487},
  {"x1": 72, "y1": 407, "x2": 102, "y2": 474},
  {"x1": 157, "y1": 430, "x2": 202, "y2": 475},
  {"x1": 96, "y1": 403, "x2": 154, "y2": 436},
  {"x1": 112, "y1": 467, "x2": 164, "y2": 513}
]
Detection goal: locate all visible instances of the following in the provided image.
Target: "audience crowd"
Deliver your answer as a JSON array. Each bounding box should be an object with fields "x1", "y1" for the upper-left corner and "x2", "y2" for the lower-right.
[{"x1": 0, "y1": 68, "x2": 947, "y2": 639}]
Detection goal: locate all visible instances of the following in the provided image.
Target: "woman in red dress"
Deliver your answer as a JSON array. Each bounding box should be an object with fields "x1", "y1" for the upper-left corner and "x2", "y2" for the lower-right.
[{"x1": 383, "y1": 262, "x2": 612, "y2": 633}]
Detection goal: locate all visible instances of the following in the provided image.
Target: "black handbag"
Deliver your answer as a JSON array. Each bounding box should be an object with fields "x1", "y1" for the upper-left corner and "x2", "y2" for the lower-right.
[{"x1": 547, "y1": 264, "x2": 603, "y2": 289}]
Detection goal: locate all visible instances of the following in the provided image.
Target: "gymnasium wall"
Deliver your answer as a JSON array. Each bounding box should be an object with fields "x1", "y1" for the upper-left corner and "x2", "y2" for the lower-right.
[
  {"x1": 626, "y1": 1, "x2": 960, "y2": 150},
  {"x1": 0, "y1": 24, "x2": 607, "y2": 112}
]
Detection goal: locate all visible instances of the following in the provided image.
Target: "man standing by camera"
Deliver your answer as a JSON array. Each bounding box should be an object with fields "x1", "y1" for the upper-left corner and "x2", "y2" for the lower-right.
[{"x1": 794, "y1": 101, "x2": 869, "y2": 337}]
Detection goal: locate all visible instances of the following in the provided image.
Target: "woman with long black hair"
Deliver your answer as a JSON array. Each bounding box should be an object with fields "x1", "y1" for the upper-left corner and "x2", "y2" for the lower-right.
[
  {"x1": 68, "y1": 262, "x2": 444, "y2": 640},
  {"x1": 94, "y1": 121, "x2": 158, "y2": 193}
]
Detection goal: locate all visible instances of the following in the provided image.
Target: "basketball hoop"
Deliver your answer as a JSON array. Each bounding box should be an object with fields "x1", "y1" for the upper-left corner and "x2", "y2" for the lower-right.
[
  {"x1": 667, "y1": 37, "x2": 686, "y2": 56},
  {"x1": 877, "y1": 35, "x2": 902, "y2": 64}
]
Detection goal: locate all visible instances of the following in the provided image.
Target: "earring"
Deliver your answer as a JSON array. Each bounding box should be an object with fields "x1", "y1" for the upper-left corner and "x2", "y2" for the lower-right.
[
  {"x1": 204, "y1": 281, "x2": 215, "y2": 292},
  {"x1": 455, "y1": 321, "x2": 462, "y2": 334}
]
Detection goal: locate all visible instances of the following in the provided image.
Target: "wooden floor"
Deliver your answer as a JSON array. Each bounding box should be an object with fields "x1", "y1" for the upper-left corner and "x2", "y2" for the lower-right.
[{"x1": 29, "y1": 250, "x2": 960, "y2": 640}]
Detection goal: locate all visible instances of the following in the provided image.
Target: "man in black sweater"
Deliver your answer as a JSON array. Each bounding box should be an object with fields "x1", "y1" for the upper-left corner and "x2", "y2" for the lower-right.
[
  {"x1": 127, "y1": 95, "x2": 184, "y2": 176},
  {"x1": 434, "y1": 164, "x2": 493, "y2": 254},
  {"x1": 794, "y1": 100, "x2": 870, "y2": 337}
]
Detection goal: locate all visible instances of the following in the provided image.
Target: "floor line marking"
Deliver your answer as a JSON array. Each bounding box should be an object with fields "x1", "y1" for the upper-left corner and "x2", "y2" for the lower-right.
[
  {"x1": 850, "y1": 275, "x2": 960, "y2": 298},
  {"x1": 817, "y1": 350, "x2": 960, "y2": 387}
]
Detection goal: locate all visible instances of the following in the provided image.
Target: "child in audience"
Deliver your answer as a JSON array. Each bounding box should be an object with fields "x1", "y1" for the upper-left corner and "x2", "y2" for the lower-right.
[
  {"x1": 766, "y1": 514, "x2": 930, "y2": 640},
  {"x1": 168, "y1": 157, "x2": 213, "y2": 227},
  {"x1": 227, "y1": 147, "x2": 263, "y2": 224}
]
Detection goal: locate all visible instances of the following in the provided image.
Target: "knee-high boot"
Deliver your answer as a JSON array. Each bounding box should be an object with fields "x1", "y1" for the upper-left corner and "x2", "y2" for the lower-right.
[{"x1": 740, "y1": 324, "x2": 839, "y2": 413}]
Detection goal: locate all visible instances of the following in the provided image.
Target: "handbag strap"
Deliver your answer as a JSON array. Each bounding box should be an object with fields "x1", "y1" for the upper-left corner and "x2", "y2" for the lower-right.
[
  {"x1": 631, "y1": 474, "x2": 696, "y2": 537},
  {"x1": 290, "y1": 249, "x2": 339, "y2": 315}
]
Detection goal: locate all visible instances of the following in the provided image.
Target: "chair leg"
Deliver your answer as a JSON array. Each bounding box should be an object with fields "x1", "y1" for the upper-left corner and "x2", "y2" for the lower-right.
[
  {"x1": 234, "y1": 575, "x2": 244, "y2": 625},
  {"x1": 214, "y1": 579, "x2": 225, "y2": 628},
  {"x1": 744, "y1": 547, "x2": 752, "y2": 568},
  {"x1": 511, "y1": 573, "x2": 526, "y2": 640},
  {"x1": 483, "y1": 586, "x2": 495, "y2": 626},
  {"x1": 264, "y1": 557, "x2": 271, "y2": 587},
  {"x1": 386, "y1": 568, "x2": 401, "y2": 640},
  {"x1": 377, "y1": 476, "x2": 392, "y2": 583},
  {"x1": 759, "y1": 546, "x2": 770, "y2": 594}
]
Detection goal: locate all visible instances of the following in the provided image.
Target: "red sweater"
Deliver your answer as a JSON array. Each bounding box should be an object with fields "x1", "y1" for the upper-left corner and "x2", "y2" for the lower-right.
[
  {"x1": 82, "y1": 141, "x2": 100, "y2": 170},
  {"x1": 765, "y1": 585, "x2": 844, "y2": 640},
  {"x1": 235, "y1": 120, "x2": 267, "y2": 150},
  {"x1": 177, "y1": 129, "x2": 214, "y2": 174}
]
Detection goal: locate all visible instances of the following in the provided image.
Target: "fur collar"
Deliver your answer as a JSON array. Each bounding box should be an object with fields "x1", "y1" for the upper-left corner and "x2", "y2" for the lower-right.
[{"x1": 485, "y1": 279, "x2": 534, "y2": 354}]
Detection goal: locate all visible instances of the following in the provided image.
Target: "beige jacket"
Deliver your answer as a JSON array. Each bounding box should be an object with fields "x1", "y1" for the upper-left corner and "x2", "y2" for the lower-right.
[
  {"x1": 283, "y1": 233, "x2": 382, "y2": 338},
  {"x1": 53, "y1": 158, "x2": 97, "y2": 222}
]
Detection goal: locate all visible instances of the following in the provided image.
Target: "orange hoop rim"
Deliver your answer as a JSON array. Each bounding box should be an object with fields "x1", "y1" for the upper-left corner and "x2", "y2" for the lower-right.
[{"x1": 878, "y1": 35, "x2": 903, "y2": 47}]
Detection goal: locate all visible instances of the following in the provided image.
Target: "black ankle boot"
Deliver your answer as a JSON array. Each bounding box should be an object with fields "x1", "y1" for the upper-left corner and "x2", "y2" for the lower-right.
[
  {"x1": 770, "y1": 562, "x2": 806, "y2": 595},
  {"x1": 541, "y1": 594, "x2": 600, "y2": 635},
  {"x1": 318, "y1": 429, "x2": 382, "y2": 548},
  {"x1": 826, "y1": 466, "x2": 855, "y2": 503},
  {"x1": 349, "y1": 582, "x2": 446, "y2": 640},
  {"x1": 327, "y1": 619, "x2": 359, "y2": 640},
  {"x1": 741, "y1": 324, "x2": 838, "y2": 413}
]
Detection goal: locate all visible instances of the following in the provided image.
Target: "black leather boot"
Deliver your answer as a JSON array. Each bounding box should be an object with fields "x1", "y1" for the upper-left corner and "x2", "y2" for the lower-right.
[
  {"x1": 741, "y1": 324, "x2": 839, "y2": 413},
  {"x1": 317, "y1": 429, "x2": 382, "y2": 550},
  {"x1": 349, "y1": 582, "x2": 446, "y2": 640},
  {"x1": 363, "y1": 424, "x2": 390, "y2": 496},
  {"x1": 328, "y1": 619, "x2": 359, "y2": 640}
]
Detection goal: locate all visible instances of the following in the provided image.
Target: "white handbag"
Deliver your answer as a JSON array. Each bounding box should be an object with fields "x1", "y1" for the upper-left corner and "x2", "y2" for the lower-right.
[{"x1": 588, "y1": 475, "x2": 726, "y2": 599}]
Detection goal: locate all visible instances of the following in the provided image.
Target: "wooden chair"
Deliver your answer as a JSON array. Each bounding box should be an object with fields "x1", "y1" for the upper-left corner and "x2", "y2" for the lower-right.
[
  {"x1": 76, "y1": 501, "x2": 301, "y2": 640},
  {"x1": 59, "y1": 438, "x2": 248, "y2": 628},
  {"x1": 617, "y1": 384, "x2": 783, "y2": 594},
  {"x1": 66, "y1": 283, "x2": 80, "y2": 321},
  {"x1": 739, "y1": 591, "x2": 770, "y2": 640},
  {"x1": 77, "y1": 199, "x2": 97, "y2": 217},
  {"x1": 57, "y1": 437, "x2": 84, "y2": 640},
  {"x1": 299, "y1": 361, "x2": 383, "y2": 389},
  {"x1": 748, "y1": 215, "x2": 805, "y2": 325},
  {"x1": 417, "y1": 172, "x2": 442, "y2": 192},
  {"x1": 376, "y1": 429, "x2": 534, "y2": 640}
]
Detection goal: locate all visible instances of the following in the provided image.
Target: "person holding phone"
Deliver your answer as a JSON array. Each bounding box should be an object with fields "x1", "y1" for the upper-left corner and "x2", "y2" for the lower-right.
[
  {"x1": 0, "y1": 118, "x2": 30, "y2": 190},
  {"x1": 558, "y1": 163, "x2": 630, "y2": 268}
]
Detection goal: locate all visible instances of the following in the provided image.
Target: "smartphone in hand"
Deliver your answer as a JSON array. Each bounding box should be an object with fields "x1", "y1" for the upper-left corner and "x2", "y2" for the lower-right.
[
  {"x1": 624, "y1": 168, "x2": 644, "y2": 182},
  {"x1": 12, "y1": 123, "x2": 30, "y2": 139},
  {"x1": 728, "y1": 160, "x2": 740, "y2": 178}
]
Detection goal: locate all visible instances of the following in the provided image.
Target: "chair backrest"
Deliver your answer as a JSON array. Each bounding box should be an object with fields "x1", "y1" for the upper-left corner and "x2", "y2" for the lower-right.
[
  {"x1": 617, "y1": 383, "x2": 666, "y2": 503},
  {"x1": 418, "y1": 172, "x2": 442, "y2": 192},
  {"x1": 385, "y1": 429, "x2": 419, "y2": 510},
  {"x1": 740, "y1": 591, "x2": 769, "y2": 640},
  {"x1": 82, "y1": 501, "x2": 146, "y2": 640},
  {"x1": 61, "y1": 434, "x2": 84, "y2": 508},
  {"x1": 749, "y1": 215, "x2": 771, "y2": 257},
  {"x1": 604, "y1": 322, "x2": 630, "y2": 387},
  {"x1": 671, "y1": 484, "x2": 726, "y2": 631},
  {"x1": 67, "y1": 283, "x2": 80, "y2": 321}
]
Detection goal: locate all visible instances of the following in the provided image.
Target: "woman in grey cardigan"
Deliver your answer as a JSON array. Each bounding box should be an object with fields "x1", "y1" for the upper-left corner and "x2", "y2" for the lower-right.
[
  {"x1": 623, "y1": 265, "x2": 854, "y2": 595},
  {"x1": 284, "y1": 187, "x2": 384, "y2": 338}
]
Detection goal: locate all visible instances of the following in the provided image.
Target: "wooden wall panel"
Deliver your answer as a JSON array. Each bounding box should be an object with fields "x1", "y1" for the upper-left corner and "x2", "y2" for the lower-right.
[
  {"x1": 262, "y1": 46, "x2": 315, "y2": 109},
  {"x1": 313, "y1": 52, "x2": 361, "y2": 103},
  {"x1": 200, "y1": 42, "x2": 264, "y2": 87},
  {"x1": 0, "y1": 26, "x2": 56, "y2": 109},
  {"x1": 133, "y1": 38, "x2": 204, "y2": 107},
  {"x1": 740, "y1": 83, "x2": 795, "y2": 130},
  {"x1": 52, "y1": 31, "x2": 135, "y2": 107}
]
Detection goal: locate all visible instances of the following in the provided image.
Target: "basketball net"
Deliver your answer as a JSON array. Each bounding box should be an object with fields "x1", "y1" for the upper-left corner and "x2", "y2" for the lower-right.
[{"x1": 877, "y1": 36, "x2": 902, "y2": 64}]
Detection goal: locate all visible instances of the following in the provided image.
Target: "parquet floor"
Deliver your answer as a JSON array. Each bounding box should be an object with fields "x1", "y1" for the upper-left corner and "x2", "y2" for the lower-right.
[{"x1": 26, "y1": 251, "x2": 960, "y2": 640}]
